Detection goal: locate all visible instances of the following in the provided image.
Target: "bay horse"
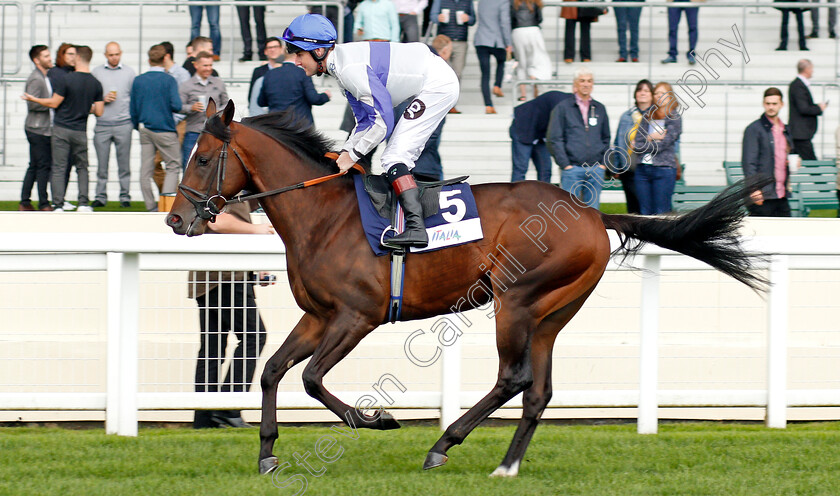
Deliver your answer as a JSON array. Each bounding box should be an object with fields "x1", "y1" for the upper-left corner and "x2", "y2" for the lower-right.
[{"x1": 166, "y1": 100, "x2": 767, "y2": 477}]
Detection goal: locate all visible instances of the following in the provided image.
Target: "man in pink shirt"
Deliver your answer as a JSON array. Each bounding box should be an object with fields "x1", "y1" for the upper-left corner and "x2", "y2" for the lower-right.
[{"x1": 741, "y1": 87, "x2": 795, "y2": 217}]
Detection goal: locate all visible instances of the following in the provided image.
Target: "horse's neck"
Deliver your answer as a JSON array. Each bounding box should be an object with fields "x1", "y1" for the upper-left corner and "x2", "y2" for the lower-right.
[{"x1": 244, "y1": 138, "x2": 355, "y2": 255}]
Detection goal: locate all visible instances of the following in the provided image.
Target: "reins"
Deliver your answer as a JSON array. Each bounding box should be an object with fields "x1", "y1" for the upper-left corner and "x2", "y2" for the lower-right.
[{"x1": 178, "y1": 133, "x2": 364, "y2": 221}]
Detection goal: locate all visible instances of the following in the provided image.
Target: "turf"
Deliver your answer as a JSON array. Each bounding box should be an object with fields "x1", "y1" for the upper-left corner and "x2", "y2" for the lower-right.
[
  {"x1": 0, "y1": 200, "x2": 148, "y2": 213},
  {"x1": 1, "y1": 422, "x2": 839, "y2": 495}
]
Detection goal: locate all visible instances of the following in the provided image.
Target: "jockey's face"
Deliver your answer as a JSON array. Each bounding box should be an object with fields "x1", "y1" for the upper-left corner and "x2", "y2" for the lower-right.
[{"x1": 293, "y1": 48, "x2": 326, "y2": 76}]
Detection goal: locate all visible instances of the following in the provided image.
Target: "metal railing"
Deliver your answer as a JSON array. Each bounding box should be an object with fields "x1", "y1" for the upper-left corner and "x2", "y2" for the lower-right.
[
  {"x1": 0, "y1": 231, "x2": 838, "y2": 436},
  {"x1": 30, "y1": 0, "x2": 343, "y2": 77}
]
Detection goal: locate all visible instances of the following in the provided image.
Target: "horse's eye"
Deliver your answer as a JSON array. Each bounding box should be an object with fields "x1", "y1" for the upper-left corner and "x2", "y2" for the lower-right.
[{"x1": 197, "y1": 157, "x2": 209, "y2": 167}]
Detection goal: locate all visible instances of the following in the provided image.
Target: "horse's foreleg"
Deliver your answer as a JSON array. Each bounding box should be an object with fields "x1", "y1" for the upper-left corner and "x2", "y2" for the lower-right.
[
  {"x1": 491, "y1": 285, "x2": 596, "y2": 477},
  {"x1": 300, "y1": 313, "x2": 400, "y2": 431},
  {"x1": 423, "y1": 309, "x2": 536, "y2": 470},
  {"x1": 259, "y1": 313, "x2": 325, "y2": 475}
]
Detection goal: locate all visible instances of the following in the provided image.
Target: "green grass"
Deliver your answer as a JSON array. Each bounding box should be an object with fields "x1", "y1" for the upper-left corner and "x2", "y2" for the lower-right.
[
  {"x1": 1, "y1": 200, "x2": 149, "y2": 212},
  {"x1": 1, "y1": 422, "x2": 839, "y2": 495}
]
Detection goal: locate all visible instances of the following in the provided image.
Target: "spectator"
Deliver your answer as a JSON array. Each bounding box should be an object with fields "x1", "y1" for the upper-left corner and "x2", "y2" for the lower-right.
[
  {"x1": 775, "y1": 0, "x2": 808, "y2": 51},
  {"x1": 612, "y1": 79, "x2": 654, "y2": 214},
  {"x1": 393, "y1": 0, "x2": 427, "y2": 42},
  {"x1": 310, "y1": 1, "x2": 358, "y2": 44},
  {"x1": 632, "y1": 82, "x2": 682, "y2": 215},
  {"x1": 237, "y1": 0, "x2": 266, "y2": 62},
  {"x1": 742, "y1": 87, "x2": 794, "y2": 217},
  {"x1": 354, "y1": 0, "x2": 401, "y2": 41},
  {"x1": 788, "y1": 59, "x2": 826, "y2": 160},
  {"x1": 561, "y1": 1, "x2": 603, "y2": 63},
  {"x1": 510, "y1": 90, "x2": 572, "y2": 183},
  {"x1": 474, "y1": 0, "x2": 512, "y2": 115},
  {"x1": 20, "y1": 45, "x2": 53, "y2": 212},
  {"x1": 91, "y1": 42, "x2": 136, "y2": 208},
  {"x1": 807, "y1": 0, "x2": 836, "y2": 38},
  {"x1": 23, "y1": 45, "x2": 103, "y2": 213},
  {"x1": 130, "y1": 44, "x2": 183, "y2": 211},
  {"x1": 661, "y1": 0, "x2": 699, "y2": 64},
  {"x1": 47, "y1": 43, "x2": 75, "y2": 87},
  {"x1": 614, "y1": 0, "x2": 643, "y2": 62},
  {"x1": 189, "y1": 202, "x2": 271, "y2": 429},
  {"x1": 183, "y1": 37, "x2": 219, "y2": 77},
  {"x1": 47, "y1": 43, "x2": 77, "y2": 211},
  {"x1": 248, "y1": 37, "x2": 285, "y2": 117},
  {"x1": 511, "y1": 0, "x2": 551, "y2": 101},
  {"x1": 160, "y1": 41, "x2": 191, "y2": 85},
  {"x1": 189, "y1": 0, "x2": 221, "y2": 59},
  {"x1": 547, "y1": 67, "x2": 610, "y2": 209},
  {"x1": 430, "y1": 0, "x2": 476, "y2": 113},
  {"x1": 257, "y1": 49, "x2": 330, "y2": 127},
  {"x1": 180, "y1": 51, "x2": 229, "y2": 168}
]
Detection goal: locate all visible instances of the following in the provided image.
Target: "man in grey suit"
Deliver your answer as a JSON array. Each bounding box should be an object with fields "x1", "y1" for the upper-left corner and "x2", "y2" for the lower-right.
[
  {"x1": 92, "y1": 42, "x2": 136, "y2": 208},
  {"x1": 20, "y1": 45, "x2": 54, "y2": 211}
]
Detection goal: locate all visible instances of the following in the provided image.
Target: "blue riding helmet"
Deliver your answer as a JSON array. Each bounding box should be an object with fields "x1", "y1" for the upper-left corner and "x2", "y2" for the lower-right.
[{"x1": 282, "y1": 14, "x2": 337, "y2": 53}]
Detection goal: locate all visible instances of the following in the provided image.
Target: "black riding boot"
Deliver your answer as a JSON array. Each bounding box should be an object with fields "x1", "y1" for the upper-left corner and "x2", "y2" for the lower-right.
[{"x1": 387, "y1": 164, "x2": 428, "y2": 248}]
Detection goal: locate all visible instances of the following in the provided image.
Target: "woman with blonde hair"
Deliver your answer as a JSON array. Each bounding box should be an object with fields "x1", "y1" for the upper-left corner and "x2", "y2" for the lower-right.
[
  {"x1": 511, "y1": 0, "x2": 551, "y2": 101},
  {"x1": 632, "y1": 81, "x2": 682, "y2": 214}
]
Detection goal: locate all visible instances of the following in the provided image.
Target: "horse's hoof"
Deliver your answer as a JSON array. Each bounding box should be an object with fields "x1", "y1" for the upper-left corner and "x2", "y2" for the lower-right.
[
  {"x1": 259, "y1": 456, "x2": 279, "y2": 475},
  {"x1": 489, "y1": 462, "x2": 520, "y2": 478},
  {"x1": 379, "y1": 411, "x2": 401, "y2": 430},
  {"x1": 423, "y1": 451, "x2": 448, "y2": 470}
]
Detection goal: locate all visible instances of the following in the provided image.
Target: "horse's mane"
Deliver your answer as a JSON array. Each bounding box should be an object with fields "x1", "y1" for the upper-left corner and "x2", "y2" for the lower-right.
[{"x1": 237, "y1": 111, "x2": 338, "y2": 172}]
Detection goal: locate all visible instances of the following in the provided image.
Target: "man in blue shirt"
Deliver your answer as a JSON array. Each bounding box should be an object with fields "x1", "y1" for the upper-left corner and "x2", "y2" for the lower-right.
[
  {"x1": 130, "y1": 44, "x2": 183, "y2": 211},
  {"x1": 257, "y1": 48, "x2": 331, "y2": 128}
]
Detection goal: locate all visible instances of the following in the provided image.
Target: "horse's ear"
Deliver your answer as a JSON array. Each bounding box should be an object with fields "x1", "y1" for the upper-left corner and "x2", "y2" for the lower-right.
[
  {"x1": 222, "y1": 99, "x2": 235, "y2": 126},
  {"x1": 205, "y1": 97, "x2": 217, "y2": 118}
]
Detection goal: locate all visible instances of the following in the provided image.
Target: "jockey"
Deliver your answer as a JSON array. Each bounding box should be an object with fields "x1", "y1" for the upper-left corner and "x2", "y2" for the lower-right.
[{"x1": 282, "y1": 13, "x2": 460, "y2": 248}]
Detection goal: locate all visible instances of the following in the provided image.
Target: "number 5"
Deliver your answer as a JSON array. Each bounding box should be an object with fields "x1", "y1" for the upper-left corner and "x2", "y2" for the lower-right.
[{"x1": 439, "y1": 190, "x2": 466, "y2": 223}]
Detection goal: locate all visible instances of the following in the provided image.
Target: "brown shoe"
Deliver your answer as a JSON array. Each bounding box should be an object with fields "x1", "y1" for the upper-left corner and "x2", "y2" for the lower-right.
[
  {"x1": 564, "y1": 58, "x2": 573, "y2": 64},
  {"x1": 582, "y1": 58, "x2": 591, "y2": 62},
  {"x1": 18, "y1": 203, "x2": 35, "y2": 211},
  {"x1": 38, "y1": 204, "x2": 53, "y2": 211},
  {"x1": 212, "y1": 55, "x2": 220, "y2": 61},
  {"x1": 492, "y1": 86, "x2": 504, "y2": 97},
  {"x1": 448, "y1": 107, "x2": 461, "y2": 114},
  {"x1": 485, "y1": 106, "x2": 497, "y2": 114}
]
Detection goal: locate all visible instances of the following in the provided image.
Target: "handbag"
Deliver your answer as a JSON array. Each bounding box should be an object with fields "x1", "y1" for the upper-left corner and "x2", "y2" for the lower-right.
[{"x1": 577, "y1": 0, "x2": 604, "y2": 19}]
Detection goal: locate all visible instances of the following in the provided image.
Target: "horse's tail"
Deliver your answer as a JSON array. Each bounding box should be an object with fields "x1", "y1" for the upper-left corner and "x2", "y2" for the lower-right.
[{"x1": 600, "y1": 177, "x2": 772, "y2": 292}]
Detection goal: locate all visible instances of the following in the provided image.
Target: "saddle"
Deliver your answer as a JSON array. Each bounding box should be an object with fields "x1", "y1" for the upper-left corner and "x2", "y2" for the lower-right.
[{"x1": 362, "y1": 173, "x2": 469, "y2": 222}]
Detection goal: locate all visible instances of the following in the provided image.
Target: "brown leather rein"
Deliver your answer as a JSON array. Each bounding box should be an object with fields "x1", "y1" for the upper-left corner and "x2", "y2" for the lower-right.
[{"x1": 178, "y1": 136, "x2": 364, "y2": 221}]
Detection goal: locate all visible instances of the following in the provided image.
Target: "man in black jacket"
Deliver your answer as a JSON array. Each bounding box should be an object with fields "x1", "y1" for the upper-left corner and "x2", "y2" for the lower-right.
[
  {"x1": 788, "y1": 59, "x2": 827, "y2": 160},
  {"x1": 547, "y1": 68, "x2": 610, "y2": 209},
  {"x1": 742, "y1": 87, "x2": 795, "y2": 217},
  {"x1": 510, "y1": 91, "x2": 572, "y2": 183}
]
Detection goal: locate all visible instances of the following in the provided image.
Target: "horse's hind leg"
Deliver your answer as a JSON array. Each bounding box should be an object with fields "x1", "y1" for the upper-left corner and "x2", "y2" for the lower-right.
[
  {"x1": 490, "y1": 288, "x2": 595, "y2": 477},
  {"x1": 423, "y1": 308, "x2": 537, "y2": 470},
  {"x1": 259, "y1": 313, "x2": 325, "y2": 474}
]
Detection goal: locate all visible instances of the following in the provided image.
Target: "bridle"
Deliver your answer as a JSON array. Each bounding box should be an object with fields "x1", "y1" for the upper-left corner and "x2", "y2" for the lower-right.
[{"x1": 178, "y1": 129, "x2": 364, "y2": 223}]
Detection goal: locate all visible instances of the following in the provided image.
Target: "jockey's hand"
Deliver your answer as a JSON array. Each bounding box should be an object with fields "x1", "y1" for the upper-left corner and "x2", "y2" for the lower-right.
[
  {"x1": 750, "y1": 190, "x2": 764, "y2": 206},
  {"x1": 337, "y1": 151, "x2": 355, "y2": 172}
]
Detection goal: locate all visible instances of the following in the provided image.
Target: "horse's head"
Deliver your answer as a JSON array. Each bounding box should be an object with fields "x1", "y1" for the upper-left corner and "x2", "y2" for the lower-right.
[{"x1": 166, "y1": 99, "x2": 249, "y2": 236}]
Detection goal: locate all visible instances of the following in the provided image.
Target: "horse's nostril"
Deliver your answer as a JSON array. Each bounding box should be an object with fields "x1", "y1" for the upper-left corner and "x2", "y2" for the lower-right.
[{"x1": 166, "y1": 213, "x2": 182, "y2": 228}]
